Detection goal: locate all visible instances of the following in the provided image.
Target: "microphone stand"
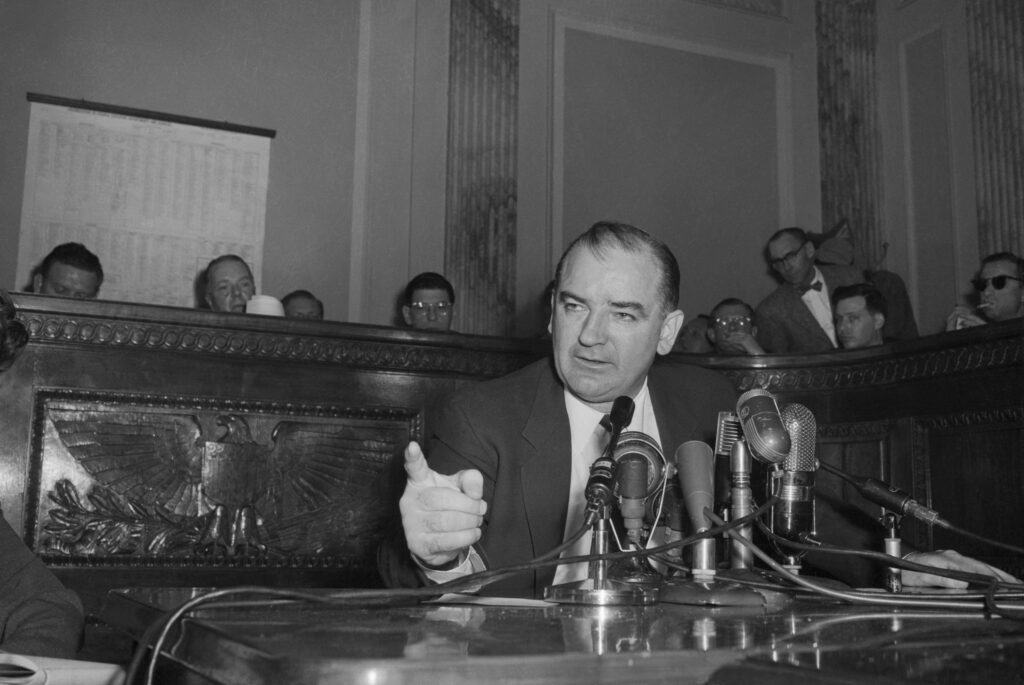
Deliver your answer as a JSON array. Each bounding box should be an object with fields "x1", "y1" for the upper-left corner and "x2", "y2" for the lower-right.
[
  {"x1": 544, "y1": 502, "x2": 659, "y2": 606},
  {"x1": 659, "y1": 440, "x2": 769, "y2": 608},
  {"x1": 545, "y1": 397, "x2": 657, "y2": 606}
]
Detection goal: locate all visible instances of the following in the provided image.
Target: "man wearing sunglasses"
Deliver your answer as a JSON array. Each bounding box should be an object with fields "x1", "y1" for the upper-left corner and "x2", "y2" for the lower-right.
[{"x1": 946, "y1": 252, "x2": 1024, "y2": 331}]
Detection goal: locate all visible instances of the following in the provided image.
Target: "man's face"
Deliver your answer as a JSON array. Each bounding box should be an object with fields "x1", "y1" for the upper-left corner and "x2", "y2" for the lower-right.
[
  {"x1": 710, "y1": 303, "x2": 755, "y2": 354},
  {"x1": 284, "y1": 296, "x2": 323, "y2": 320},
  {"x1": 975, "y1": 259, "x2": 1023, "y2": 322},
  {"x1": 206, "y1": 260, "x2": 255, "y2": 313},
  {"x1": 403, "y1": 287, "x2": 453, "y2": 331},
  {"x1": 550, "y1": 244, "x2": 683, "y2": 412},
  {"x1": 835, "y1": 296, "x2": 884, "y2": 349},
  {"x1": 33, "y1": 262, "x2": 100, "y2": 299},
  {"x1": 768, "y1": 233, "x2": 815, "y2": 286}
]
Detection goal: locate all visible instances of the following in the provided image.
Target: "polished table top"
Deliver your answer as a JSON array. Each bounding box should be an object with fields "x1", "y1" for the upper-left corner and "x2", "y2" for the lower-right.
[{"x1": 99, "y1": 585, "x2": 1024, "y2": 684}]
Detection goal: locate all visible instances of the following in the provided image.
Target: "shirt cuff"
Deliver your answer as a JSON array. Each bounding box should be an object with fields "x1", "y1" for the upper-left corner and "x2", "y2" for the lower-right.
[{"x1": 416, "y1": 548, "x2": 486, "y2": 585}]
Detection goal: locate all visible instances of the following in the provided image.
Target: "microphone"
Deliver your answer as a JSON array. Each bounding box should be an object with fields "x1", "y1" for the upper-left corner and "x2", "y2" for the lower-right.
[
  {"x1": 735, "y1": 388, "x2": 790, "y2": 464},
  {"x1": 771, "y1": 403, "x2": 818, "y2": 545},
  {"x1": 818, "y1": 462, "x2": 948, "y2": 527},
  {"x1": 617, "y1": 453, "x2": 648, "y2": 543},
  {"x1": 584, "y1": 396, "x2": 635, "y2": 515},
  {"x1": 675, "y1": 440, "x2": 716, "y2": 580},
  {"x1": 613, "y1": 432, "x2": 666, "y2": 545}
]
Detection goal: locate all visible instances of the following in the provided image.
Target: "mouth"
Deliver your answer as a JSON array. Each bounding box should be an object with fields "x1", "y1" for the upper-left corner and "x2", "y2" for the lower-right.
[{"x1": 978, "y1": 302, "x2": 993, "y2": 310}]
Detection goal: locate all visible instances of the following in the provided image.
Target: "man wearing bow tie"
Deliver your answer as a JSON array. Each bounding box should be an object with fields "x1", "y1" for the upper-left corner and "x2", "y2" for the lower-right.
[{"x1": 753, "y1": 227, "x2": 864, "y2": 354}]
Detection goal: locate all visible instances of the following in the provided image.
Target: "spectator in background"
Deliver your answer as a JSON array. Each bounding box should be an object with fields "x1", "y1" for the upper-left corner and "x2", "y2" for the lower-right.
[
  {"x1": 282, "y1": 290, "x2": 324, "y2": 320},
  {"x1": 754, "y1": 227, "x2": 865, "y2": 354},
  {"x1": 31, "y1": 243, "x2": 103, "y2": 299},
  {"x1": 402, "y1": 272, "x2": 455, "y2": 332},
  {"x1": 946, "y1": 252, "x2": 1024, "y2": 330},
  {"x1": 673, "y1": 314, "x2": 713, "y2": 354},
  {"x1": 833, "y1": 283, "x2": 887, "y2": 349},
  {"x1": 203, "y1": 255, "x2": 255, "y2": 313},
  {"x1": 707, "y1": 298, "x2": 764, "y2": 355}
]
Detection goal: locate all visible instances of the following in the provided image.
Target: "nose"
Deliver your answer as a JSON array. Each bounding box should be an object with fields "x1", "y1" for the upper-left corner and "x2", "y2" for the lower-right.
[
  {"x1": 426, "y1": 306, "x2": 438, "y2": 321},
  {"x1": 577, "y1": 311, "x2": 607, "y2": 346}
]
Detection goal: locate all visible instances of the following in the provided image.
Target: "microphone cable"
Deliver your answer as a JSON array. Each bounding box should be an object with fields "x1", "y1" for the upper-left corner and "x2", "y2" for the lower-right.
[
  {"x1": 705, "y1": 509, "x2": 1024, "y2": 618},
  {"x1": 755, "y1": 519, "x2": 1024, "y2": 592},
  {"x1": 820, "y1": 461, "x2": 1024, "y2": 556}
]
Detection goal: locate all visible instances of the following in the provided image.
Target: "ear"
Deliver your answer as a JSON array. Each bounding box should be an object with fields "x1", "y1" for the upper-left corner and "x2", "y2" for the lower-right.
[
  {"x1": 32, "y1": 273, "x2": 42, "y2": 293},
  {"x1": 657, "y1": 310, "x2": 685, "y2": 355},
  {"x1": 804, "y1": 241, "x2": 817, "y2": 261},
  {"x1": 872, "y1": 312, "x2": 886, "y2": 332},
  {"x1": 401, "y1": 305, "x2": 413, "y2": 326},
  {"x1": 705, "y1": 326, "x2": 716, "y2": 345}
]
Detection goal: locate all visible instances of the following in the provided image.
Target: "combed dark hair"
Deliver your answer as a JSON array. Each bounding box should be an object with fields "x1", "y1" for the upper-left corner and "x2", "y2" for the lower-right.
[
  {"x1": 554, "y1": 221, "x2": 680, "y2": 311},
  {"x1": 404, "y1": 272, "x2": 455, "y2": 305},
  {"x1": 282, "y1": 289, "x2": 324, "y2": 316},
  {"x1": 39, "y1": 242, "x2": 104, "y2": 285},
  {"x1": 833, "y1": 282, "x2": 888, "y2": 318},
  {"x1": 981, "y1": 251, "x2": 1024, "y2": 279},
  {"x1": 709, "y1": 297, "x2": 754, "y2": 320},
  {"x1": 203, "y1": 255, "x2": 253, "y2": 291}
]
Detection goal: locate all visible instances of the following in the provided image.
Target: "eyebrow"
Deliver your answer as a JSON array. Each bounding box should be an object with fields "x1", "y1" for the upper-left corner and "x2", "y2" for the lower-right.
[{"x1": 560, "y1": 290, "x2": 649, "y2": 316}]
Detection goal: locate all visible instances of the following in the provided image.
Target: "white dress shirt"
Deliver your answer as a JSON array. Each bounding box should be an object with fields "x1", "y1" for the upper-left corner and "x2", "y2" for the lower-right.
[{"x1": 801, "y1": 266, "x2": 837, "y2": 346}]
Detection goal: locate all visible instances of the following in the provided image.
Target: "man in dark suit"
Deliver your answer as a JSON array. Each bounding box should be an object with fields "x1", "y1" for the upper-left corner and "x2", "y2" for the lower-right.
[
  {"x1": 754, "y1": 227, "x2": 865, "y2": 354},
  {"x1": 389, "y1": 222, "x2": 736, "y2": 598}
]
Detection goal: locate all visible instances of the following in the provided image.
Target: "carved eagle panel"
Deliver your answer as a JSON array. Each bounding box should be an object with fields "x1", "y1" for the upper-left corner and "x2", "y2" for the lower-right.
[{"x1": 40, "y1": 407, "x2": 405, "y2": 560}]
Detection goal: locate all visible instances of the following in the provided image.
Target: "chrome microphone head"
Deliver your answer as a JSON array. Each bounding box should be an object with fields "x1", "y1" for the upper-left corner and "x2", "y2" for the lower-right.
[
  {"x1": 780, "y1": 403, "x2": 817, "y2": 472},
  {"x1": 736, "y1": 388, "x2": 790, "y2": 464},
  {"x1": 613, "y1": 431, "x2": 666, "y2": 497},
  {"x1": 714, "y1": 411, "x2": 741, "y2": 457}
]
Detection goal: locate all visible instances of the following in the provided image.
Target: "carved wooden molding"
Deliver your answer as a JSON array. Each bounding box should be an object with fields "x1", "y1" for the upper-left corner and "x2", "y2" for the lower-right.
[
  {"x1": 715, "y1": 335, "x2": 1022, "y2": 393},
  {"x1": 818, "y1": 420, "x2": 895, "y2": 440},
  {"x1": 18, "y1": 310, "x2": 540, "y2": 378}
]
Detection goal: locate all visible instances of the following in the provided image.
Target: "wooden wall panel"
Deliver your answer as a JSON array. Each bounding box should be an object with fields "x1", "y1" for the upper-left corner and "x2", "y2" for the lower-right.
[
  {"x1": 815, "y1": 0, "x2": 884, "y2": 268},
  {"x1": 445, "y1": 0, "x2": 520, "y2": 336},
  {"x1": 965, "y1": 0, "x2": 1024, "y2": 257}
]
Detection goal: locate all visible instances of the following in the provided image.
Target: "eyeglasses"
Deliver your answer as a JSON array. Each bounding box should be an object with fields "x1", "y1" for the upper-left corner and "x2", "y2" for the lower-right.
[
  {"x1": 971, "y1": 275, "x2": 1021, "y2": 292},
  {"x1": 410, "y1": 301, "x2": 452, "y2": 316},
  {"x1": 769, "y1": 241, "x2": 808, "y2": 269},
  {"x1": 714, "y1": 315, "x2": 752, "y2": 330}
]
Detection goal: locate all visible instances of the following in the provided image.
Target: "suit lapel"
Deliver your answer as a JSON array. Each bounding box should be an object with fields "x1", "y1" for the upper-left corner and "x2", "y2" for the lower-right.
[
  {"x1": 520, "y1": 364, "x2": 571, "y2": 564},
  {"x1": 785, "y1": 286, "x2": 834, "y2": 350},
  {"x1": 648, "y1": 369, "x2": 698, "y2": 456}
]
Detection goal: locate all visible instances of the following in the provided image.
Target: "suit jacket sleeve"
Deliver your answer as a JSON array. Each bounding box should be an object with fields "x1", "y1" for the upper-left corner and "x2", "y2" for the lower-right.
[
  {"x1": 0, "y1": 513, "x2": 83, "y2": 657},
  {"x1": 754, "y1": 304, "x2": 790, "y2": 353}
]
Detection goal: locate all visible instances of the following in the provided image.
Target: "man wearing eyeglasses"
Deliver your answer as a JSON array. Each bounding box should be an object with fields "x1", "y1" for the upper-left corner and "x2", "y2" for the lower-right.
[
  {"x1": 401, "y1": 272, "x2": 455, "y2": 332},
  {"x1": 754, "y1": 227, "x2": 865, "y2": 354},
  {"x1": 707, "y1": 298, "x2": 765, "y2": 355},
  {"x1": 945, "y1": 252, "x2": 1024, "y2": 331}
]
